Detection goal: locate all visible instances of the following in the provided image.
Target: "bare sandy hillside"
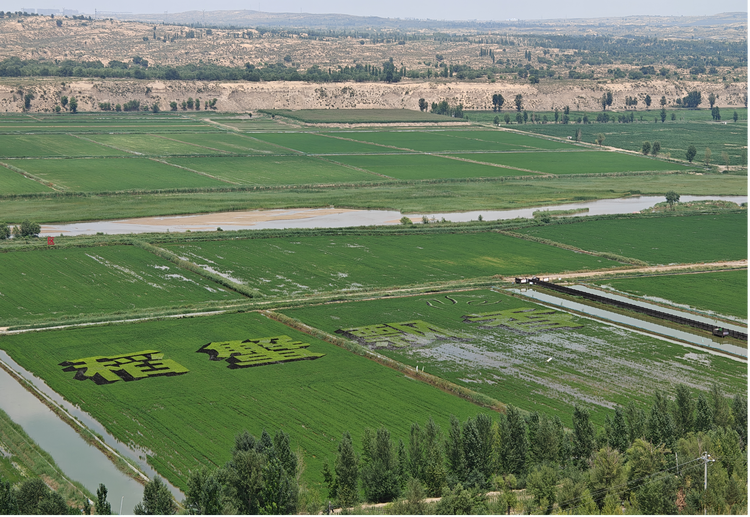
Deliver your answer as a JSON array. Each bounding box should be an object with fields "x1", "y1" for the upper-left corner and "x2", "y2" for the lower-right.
[{"x1": 1, "y1": 77, "x2": 746, "y2": 114}]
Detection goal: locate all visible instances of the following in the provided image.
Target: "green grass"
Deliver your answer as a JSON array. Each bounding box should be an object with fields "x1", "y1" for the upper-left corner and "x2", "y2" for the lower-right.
[
  {"x1": 164, "y1": 232, "x2": 620, "y2": 297},
  {"x1": 283, "y1": 289, "x2": 747, "y2": 428},
  {"x1": 85, "y1": 134, "x2": 230, "y2": 156},
  {"x1": 13, "y1": 158, "x2": 230, "y2": 191},
  {"x1": 0, "y1": 245, "x2": 244, "y2": 325},
  {"x1": 163, "y1": 133, "x2": 295, "y2": 154},
  {"x1": 593, "y1": 270, "x2": 748, "y2": 319},
  {"x1": 250, "y1": 132, "x2": 404, "y2": 154},
  {"x1": 0, "y1": 167, "x2": 53, "y2": 194},
  {"x1": 165, "y1": 156, "x2": 380, "y2": 185},
  {"x1": 329, "y1": 130, "x2": 569, "y2": 153},
  {"x1": 328, "y1": 154, "x2": 528, "y2": 180},
  {"x1": 260, "y1": 109, "x2": 456, "y2": 123},
  {"x1": 0, "y1": 135, "x2": 128, "y2": 158},
  {"x1": 0, "y1": 312, "x2": 489, "y2": 490},
  {"x1": 488, "y1": 114, "x2": 748, "y2": 167},
  {"x1": 516, "y1": 212, "x2": 748, "y2": 264},
  {"x1": 451, "y1": 151, "x2": 693, "y2": 174}
]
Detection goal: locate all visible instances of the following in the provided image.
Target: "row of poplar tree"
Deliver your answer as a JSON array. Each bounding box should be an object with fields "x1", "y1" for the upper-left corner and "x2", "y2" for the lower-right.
[{"x1": 0, "y1": 383, "x2": 745, "y2": 514}]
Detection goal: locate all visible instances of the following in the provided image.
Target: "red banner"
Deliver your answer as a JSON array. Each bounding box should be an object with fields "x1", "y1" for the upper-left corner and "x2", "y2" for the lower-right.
[{"x1": 47, "y1": 236, "x2": 54, "y2": 245}]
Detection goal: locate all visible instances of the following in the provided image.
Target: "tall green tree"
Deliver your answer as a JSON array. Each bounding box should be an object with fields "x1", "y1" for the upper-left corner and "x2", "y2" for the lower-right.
[
  {"x1": 134, "y1": 476, "x2": 177, "y2": 515},
  {"x1": 605, "y1": 406, "x2": 629, "y2": 453},
  {"x1": 709, "y1": 384, "x2": 733, "y2": 429},
  {"x1": 646, "y1": 390, "x2": 676, "y2": 450},
  {"x1": 572, "y1": 406, "x2": 596, "y2": 468},
  {"x1": 68, "y1": 96, "x2": 78, "y2": 113},
  {"x1": 731, "y1": 394, "x2": 747, "y2": 446},
  {"x1": 635, "y1": 474, "x2": 678, "y2": 514},
  {"x1": 185, "y1": 468, "x2": 224, "y2": 515},
  {"x1": 0, "y1": 479, "x2": 18, "y2": 514},
  {"x1": 96, "y1": 483, "x2": 112, "y2": 515},
  {"x1": 660, "y1": 107, "x2": 667, "y2": 122},
  {"x1": 514, "y1": 94, "x2": 523, "y2": 111},
  {"x1": 665, "y1": 191, "x2": 680, "y2": 210},
  {"x1": 445, "y1": 415, "x2": 465, "y2": 482},
  {"x1": 526, "y1": 465, "x2": 557, "y2": 514},
  {"x1": 589, "y1": 447, "x2": 628, "y2": 503},
  {"x1": 500, "y1": 405, "x2": 528, "y2": 476},
  {"x1": 408, "y1": 422, "x2": 424, "y2": 481},
  {"x1": 323, "y1": 431, "x2": 360, "y2": 507},
  {"x1": 651, "y1": 141, "x2": 661, "y2": 156},
  {"x1": 625, "y1": 401, "x2": 647, "y2": 444},
  {"x1": 422, "y1": 417, "x2": 447, "y2": 496},
  {"x1": 686, "y1": 144, "x2": 697, "y2": 162},
  {"x1": 673, "y1": 384, "x2": 695, "y2": 439},
  {"x1": 361, "y1": 426, "x2": 401, "y2": 503},
  {"x1": 695, "y1": 392, "x2": 714, "y2": 432}
]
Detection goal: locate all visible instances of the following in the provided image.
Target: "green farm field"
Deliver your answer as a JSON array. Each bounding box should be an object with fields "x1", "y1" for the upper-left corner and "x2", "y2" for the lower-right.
[
  {"x1": 163, "y1": 232, "x2": 620, "y2": 297},
  {"x1": 250, "y1": 132, "x2": 405, "y2": 154},
  {"x1": 487, "y1": 114, "x2": 749, "y2": 166},
  {"x1": 329, "y1": 153, "x2": 530, "y2": 180},
  {"x1": 282, "y1": 289, "x2": 748, "y2": 428},
  {"x1": 453, "y1": 150, "x2": 692, "y2": 174},
  {"x1": 0, "y1": 166, "x2": 53, "y2": 194},
  {"x1": 0, "y1": 135, "x2": 128, "y2": 158},
  {"x1": 163, "y1": 133, "x2": 294, "y2": 155},
  {"x1": 85, "y1": 134, "x2": 231, "y2": 156},
  {"x1": 516, "y1": 212, "x2": 748, "y2": 264},
  {"x1": 166, "y1": 156, "x2": 380, "y2": 185},
  {"x1": 329, "y1": 129, "x2": 571, "y2": 152},
  {"x1": 0, "y1": 312, "x2": 489, "y2": 490},
  {"x1": 11, "y1": 158, "x2": 230, "y2": 192},
  {"x1": 593, "y1": 270, "x2": 748, "y2": 319},
  {"x1": 0, "y1": 245, "x2": 244, "y2": 326}
]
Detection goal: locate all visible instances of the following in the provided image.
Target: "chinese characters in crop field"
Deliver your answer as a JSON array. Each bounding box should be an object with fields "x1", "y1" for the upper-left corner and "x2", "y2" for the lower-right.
[
  {"x1": 463, "y1": 307, "x2": 584, "y2": 333},
  {"x1": 197, "y1": 335, "x2": 325, "y2": 368},
  {"x1": 60, "y1": 350, "x2": 188, "y2": 385},
  {"x1": 336, "y1": 320, "x2": 470, "y2": 350}
]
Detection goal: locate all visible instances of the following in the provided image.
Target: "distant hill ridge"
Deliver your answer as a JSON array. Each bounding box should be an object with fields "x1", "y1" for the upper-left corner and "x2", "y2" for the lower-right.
[{"x1": 115, "y1": 9, "x2": 747, "y2": 31}]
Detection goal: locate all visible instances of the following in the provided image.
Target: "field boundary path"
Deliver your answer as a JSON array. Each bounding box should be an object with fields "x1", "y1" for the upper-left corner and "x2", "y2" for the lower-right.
[{"x1": 502, "y1": 259, "x2": 748, "y2": 283}]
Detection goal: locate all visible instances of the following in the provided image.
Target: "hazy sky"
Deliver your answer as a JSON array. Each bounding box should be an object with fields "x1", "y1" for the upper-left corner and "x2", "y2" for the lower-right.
[{"x1": 10, "y1": 0, "x2": 748, "y2": 20}]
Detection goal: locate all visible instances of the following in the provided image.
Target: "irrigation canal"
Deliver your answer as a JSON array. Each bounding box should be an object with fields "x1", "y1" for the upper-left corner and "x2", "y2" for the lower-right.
[
  {"x1": 507, "y1": 288, "x2": 747, "y2": 360},
  {"x1": 40, "y1": 195, "x2": 748, "y2": 236},
  {"x1": 0, "y1": 351, "x2": 184, "y2": 509}
]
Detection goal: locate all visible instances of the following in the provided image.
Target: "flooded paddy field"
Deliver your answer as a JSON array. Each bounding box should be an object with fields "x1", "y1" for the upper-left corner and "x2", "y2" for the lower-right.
[{"x1": 281, "y1": 289, "x2": 747, "y2": 428}]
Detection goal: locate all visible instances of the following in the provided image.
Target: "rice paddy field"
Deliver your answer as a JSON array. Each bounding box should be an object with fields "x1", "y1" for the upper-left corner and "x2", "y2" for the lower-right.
[
  {"x1": 0, "y1": 111, "x2": 701, "y2": 197},
  {"x1": 0, "y1": 311, "x2": 489, "y2": 490},
  {"x1": 0, "y1": 109, "x2": 745, "y2": 501},
  {"x1": 163, "y1": 232, "x2": 620, "y2": 297},
  {"x1": 281, "y1": 289, "x2": 747, "y2": 428},
  {"x1": 515, "y1": 212, "x2": 747, "y2": 264},
  {"x1": 0, "y1": 245, "x2": 244, "y2": 325},
  {"x1": 593, "y1": 270, "x2": 748, "y2": 320},
  {"x1": 11, "y1": 158, "x2": 231, "y2": 192},
  {"x1": 470, "y1": 108, "x2": 748, "y2": 166}
]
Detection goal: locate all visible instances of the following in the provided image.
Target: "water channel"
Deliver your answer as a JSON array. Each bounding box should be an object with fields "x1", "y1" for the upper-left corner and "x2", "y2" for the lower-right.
[
  {"x1": 569, "y1": 285, "x2": 748, "y2": 333},
  {"x1": 40, "y1": 195, "x2": 747, "y2": 236},
  {"x1": 0, "y1": 351, "x2": 184, "y2": 509},
  {"x1": 507, "y1": 288, "x2": 747, "y2": 359}
]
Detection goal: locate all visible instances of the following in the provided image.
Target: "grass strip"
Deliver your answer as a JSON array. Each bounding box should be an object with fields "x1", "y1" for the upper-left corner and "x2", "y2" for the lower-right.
[
  {"x1": 497, "y1": 230, "x2": 649, "y2": 266},
  {"x1": 130, "y1": 240, "x2": 257, "y2": 299}
]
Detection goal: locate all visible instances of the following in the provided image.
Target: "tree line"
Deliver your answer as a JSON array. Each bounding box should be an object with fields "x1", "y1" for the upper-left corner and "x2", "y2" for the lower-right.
[{"x1": 0, "y1": 383, "x2": 745, "y2": 514}]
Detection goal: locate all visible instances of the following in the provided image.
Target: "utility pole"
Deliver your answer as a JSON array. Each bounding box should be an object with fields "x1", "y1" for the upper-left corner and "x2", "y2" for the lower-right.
[{"x1": 701, "y1": 451, "x2": 715, "y2": 514}]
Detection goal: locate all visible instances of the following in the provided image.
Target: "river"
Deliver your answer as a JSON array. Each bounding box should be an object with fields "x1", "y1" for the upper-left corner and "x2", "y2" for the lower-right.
[{"x1": 40, "y1": 195, "x2": 747, "y2": 236}]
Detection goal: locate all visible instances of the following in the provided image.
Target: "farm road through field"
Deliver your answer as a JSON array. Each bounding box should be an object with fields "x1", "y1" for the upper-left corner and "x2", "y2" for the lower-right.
[{"x1": 502, "y1": 259, "x2": 748, "y2": 282}]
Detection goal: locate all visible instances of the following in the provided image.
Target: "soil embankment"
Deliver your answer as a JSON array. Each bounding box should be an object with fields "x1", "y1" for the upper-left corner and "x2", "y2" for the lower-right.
[{"x1": 1, "y1": 78, "x2": 747, "y2": 114}]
